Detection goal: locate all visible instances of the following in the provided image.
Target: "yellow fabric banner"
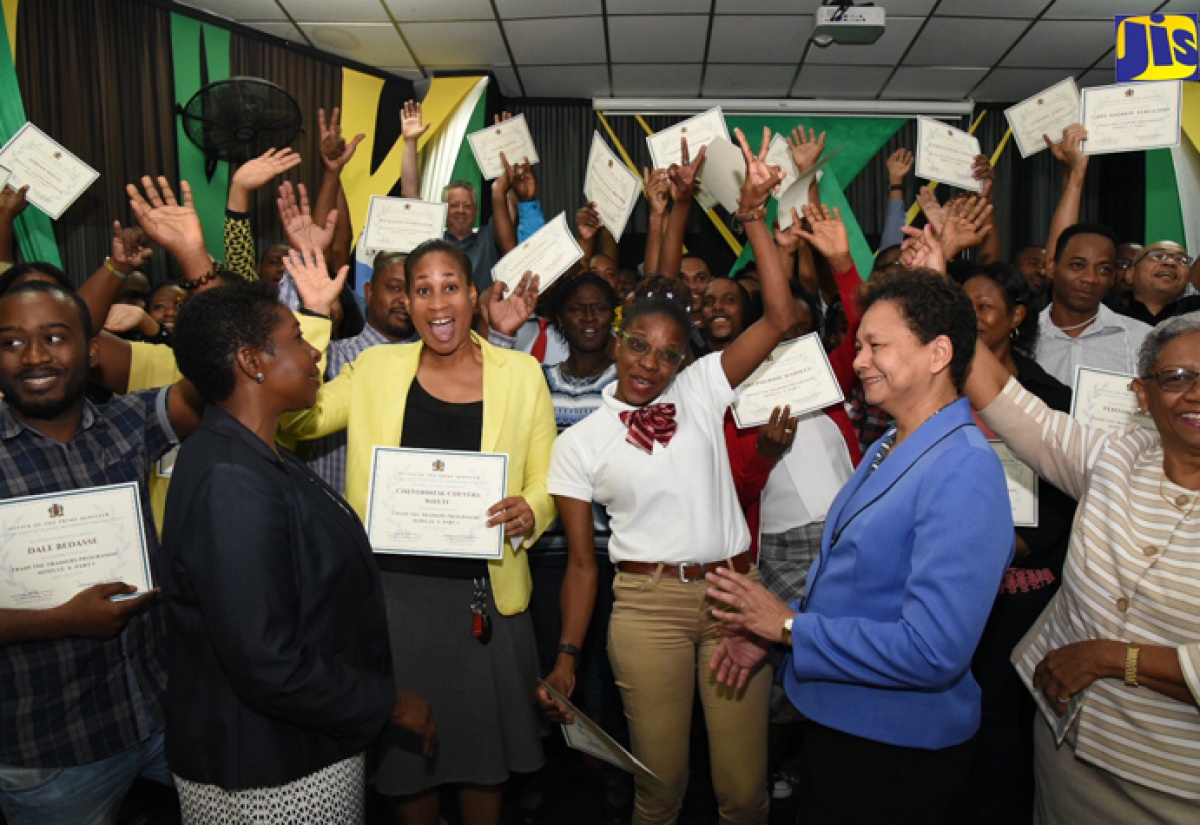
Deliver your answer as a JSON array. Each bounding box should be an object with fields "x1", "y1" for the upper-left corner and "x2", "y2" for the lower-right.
[
  {"x1": 1183, "y1": 81, "x2": 1199, "y2": 151},
  {"x1": 3, "y1": 0, "x2": 16, "y2": 62},
  {"x1": 339, "y1": 71, "x2": 480, "y2": 244}
]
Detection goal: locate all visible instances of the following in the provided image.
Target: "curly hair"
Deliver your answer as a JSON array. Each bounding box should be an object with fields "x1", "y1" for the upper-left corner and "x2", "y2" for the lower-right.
[
  {"x1": 173, "y1": 280, "x2": 281, "y2": 403},
  {"x1": 404, "y1": 238, "x2": 473, "y2": 292},
  {"x1": 859, "y1": 268, "x2": 977, "y2": 391},
  {"x1": 547, "y1": 270, "x2": 619, "y2": 330}
]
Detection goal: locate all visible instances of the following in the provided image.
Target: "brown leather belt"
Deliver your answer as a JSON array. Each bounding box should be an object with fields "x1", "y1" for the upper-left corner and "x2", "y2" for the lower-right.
[{"x1": 617, "y1": 550, "x2": 751, "y2": 583}]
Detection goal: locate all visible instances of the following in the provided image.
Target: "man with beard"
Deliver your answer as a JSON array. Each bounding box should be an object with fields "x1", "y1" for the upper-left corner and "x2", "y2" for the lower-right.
[
  {"x1": 1118, "y1": 240, "x2": 1199, "y2": 326},
  {"x1": 0, "y1": 281, "x2": 201, "y2": 824}
]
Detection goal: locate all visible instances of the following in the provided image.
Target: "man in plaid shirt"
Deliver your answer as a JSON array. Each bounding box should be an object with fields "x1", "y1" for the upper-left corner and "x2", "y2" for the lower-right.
[{"x1": 0, "y1": 281, "x2": 200, "y2": 825}]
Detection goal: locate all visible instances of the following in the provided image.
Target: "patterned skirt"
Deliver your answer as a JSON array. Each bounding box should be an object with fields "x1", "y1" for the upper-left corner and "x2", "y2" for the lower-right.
[{"x1": 175, "y1": 754, "x2": 365, "y2": 824}]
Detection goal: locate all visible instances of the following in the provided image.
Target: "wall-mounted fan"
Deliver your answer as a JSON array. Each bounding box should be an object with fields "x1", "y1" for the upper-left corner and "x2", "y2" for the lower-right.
[{"x1": 177, "y1": 77, "x2": 303, "y2": 175}]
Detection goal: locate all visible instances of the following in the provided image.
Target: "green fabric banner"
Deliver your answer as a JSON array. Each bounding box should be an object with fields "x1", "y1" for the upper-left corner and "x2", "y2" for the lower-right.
[
  {"x1": 1145, "y1": 148, "x2": 1185, "y2": 245},
  {"x1": 170, "y1": 14, "x2": 230, "y2": 259},
  {"x1": 450, "y1": 89, "x2": 487, "y2": 228},
  {"x1": 0, "y1": 5, "x2": 60, "y2": 265},
  {"x1": 723, "y1": 116, "x2": 906, "y2": 280}
]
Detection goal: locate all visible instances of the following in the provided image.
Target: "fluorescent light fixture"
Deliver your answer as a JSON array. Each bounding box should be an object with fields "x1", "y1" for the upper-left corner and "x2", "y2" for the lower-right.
[{"x1": 592, "y1": 97, "x2": 975, "y2": 118}]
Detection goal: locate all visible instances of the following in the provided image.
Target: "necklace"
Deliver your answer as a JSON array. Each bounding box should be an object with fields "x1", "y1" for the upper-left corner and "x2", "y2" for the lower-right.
[{"x1": 1052, "y1": 311, "x2": 1099, "y2": 332}]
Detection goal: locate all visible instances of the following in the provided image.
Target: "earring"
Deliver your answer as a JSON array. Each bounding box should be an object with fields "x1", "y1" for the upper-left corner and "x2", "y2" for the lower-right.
[
  {"x1": 254, "y1": 372, "x2": 265, "y2": 384},
  {"x1": 1010, "y1": 328, "x2": 1019, "y2": 341}
]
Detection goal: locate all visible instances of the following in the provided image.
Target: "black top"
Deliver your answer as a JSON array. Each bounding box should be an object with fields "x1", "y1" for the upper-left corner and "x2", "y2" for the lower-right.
[
  {"x1": 1119, "y1": 294, "x2": 1200, "y2": 327},
  {"x1": 377, "y1": 379, "x2": 488, "y2": 579},
  {"x1": 1012, "y1": 351, "x2": 1077, "y2": 577},
  {"x1": 160, "y1": 405, "x2": 394, "y2": 789}
]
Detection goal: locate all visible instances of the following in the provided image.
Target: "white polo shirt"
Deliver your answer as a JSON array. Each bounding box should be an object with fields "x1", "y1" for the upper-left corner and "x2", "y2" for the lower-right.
[{"x1": 548, "y1": 352, "x2": 750, "y2": 564}]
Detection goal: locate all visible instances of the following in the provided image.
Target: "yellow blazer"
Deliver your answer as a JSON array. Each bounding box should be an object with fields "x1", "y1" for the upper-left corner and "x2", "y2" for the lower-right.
[{"x1": 280, "y1": 332, "x2": 557, "y2": 615}]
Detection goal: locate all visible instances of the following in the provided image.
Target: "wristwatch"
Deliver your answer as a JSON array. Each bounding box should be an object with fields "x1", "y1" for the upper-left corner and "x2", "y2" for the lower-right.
[{"x1": 781, "y1": 616, "x2": 794, "y2": 646}]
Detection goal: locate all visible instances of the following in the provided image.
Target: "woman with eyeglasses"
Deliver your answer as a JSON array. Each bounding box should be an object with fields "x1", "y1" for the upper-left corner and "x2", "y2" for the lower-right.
[
  {"x1": 541, "y1": 129, "x2": 797, "y2": 825},
  {"x1": 963, "y1": 311, "x2": 1200, "y2": 823}
]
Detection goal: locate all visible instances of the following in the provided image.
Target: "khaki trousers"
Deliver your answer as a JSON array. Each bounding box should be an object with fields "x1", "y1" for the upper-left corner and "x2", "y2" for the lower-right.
[{"x1": 607, "y1": 566, "x2": 771, "y2": 825}]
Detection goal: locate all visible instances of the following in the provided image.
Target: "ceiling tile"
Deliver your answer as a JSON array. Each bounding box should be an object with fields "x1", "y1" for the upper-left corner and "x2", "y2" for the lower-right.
[
  {"x1": 384, "y1": 0, "x2": 494, "y2": 21},
  {"x1": 970, "y1": 68, "x2": 1077, "y2": 101},
  {"x1": 873, "y1": 0, "x2": 939, "y2": 13},
  {"x1": 1077, "y1": 67, "x2": 1116, "y2": 88},
  {"x1": 608, "y1": 16, "x2": 709, "y2": 63},
  {"x1": 702, "y1": 64, "x2": 795, "y2": 98},
  {"x1": 790, "y1": 65, "x2": 891, "y2": 98},
  {"x1": 713, "y1": 0, "x2": 823, "y2": 12},
  {"x1": 807, "y1": 15, "x2": 924, "y2": 66},
  {"x1": 280, "y1": 0, "x2": 390, "y2": 23},
  {"x1": 1158, "y1": 0, "x2": 1200, "y2": 11},
  {"x1": 1001, "y1": 20, "x2": 1117, "y2": 67},
  {"x1": 612, "y1": 64, "x2": 702, "y2": 96},
  {"x1": 881, "y1": 67, "x2": 990, "y2": 99},
  {"x1": 401, "y1": 20, "x2": 510, "y2": 67},
  {"x1": 504, "y1": 17, "x2": 606, "y2": 64},
  {"x1": 177, "y1": 0, "x2": 287, "y2": 22},
  {"x1": 237, "y1": 21, "x2": 309, "y2": 44},
  {"x1": 496, "y1": 0, "x2": 603, "y2": 16},
  {"x1": 707, "y1": 16, "x2": 812, "y2": 64},
  {"x1": 1044, "y1": 0, "x2": 1162, "y2": 19},
  {"x1": 519, "y1": 65, "x2": 610, "y2": 98},
  {"x1": 380, "y1": 68, "x2": 424, "y2": 82},
  {"x1": 606, "y1": 0, "x2": 709, "y2": 12},
  {"x1": 935, "y1": 0, "x2": 1050, "y2": 15},
  {"x1": 297, "y1": 23, "x2": 414, "y2": 67},
  {"x1": 904, "y1": 18, "x2": 1028, "y2": 67},
  {"x1": 488, "y1": 66, "x2": 523, "y2": 97}
]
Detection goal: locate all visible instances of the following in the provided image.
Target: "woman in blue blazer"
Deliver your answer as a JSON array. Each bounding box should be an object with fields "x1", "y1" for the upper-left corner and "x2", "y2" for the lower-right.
[{"x1": 707, "y1": 269, "x2": 1014, "y2": 824}]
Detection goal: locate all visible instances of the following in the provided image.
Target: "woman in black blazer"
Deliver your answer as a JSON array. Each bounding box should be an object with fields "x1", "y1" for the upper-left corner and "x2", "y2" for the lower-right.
[{"x1": 162, "y1": 275, "x2": 435, "y2": 823}]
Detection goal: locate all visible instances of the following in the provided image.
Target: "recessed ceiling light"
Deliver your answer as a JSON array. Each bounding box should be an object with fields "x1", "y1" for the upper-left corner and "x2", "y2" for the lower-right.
[{"x1": 311, "y1": 26, "x2": 360, "y2": 50}]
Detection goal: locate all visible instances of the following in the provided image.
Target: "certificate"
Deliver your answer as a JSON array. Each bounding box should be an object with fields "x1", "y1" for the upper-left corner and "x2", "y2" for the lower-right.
[
  {"x1": 156, "y1": 446, "x2": 179, "y2": 479},
  {"x1": 694, "y1": 136, "x2": 744, "y2": 214},
  {"x1": 991, "y1": 441, "x2": 1038, "y2": 528},
  {"x1": 1004, "y1": 77, "x2": 1081, "y2": 159},
  {"x1": 362, "y1": 196, "x2": 447, "y2": 254},
  {"x1": 1080, "y1": 81, "x2": 1181, "y2": 156},
  {"x1": 774, "y1": 169, "x2": 818, "y2": 231},
  {"x1": 0, "y1": 166, "x2": 10, "y2": 191},
  {"x1": 583, "y1": 132, "x2": 640, "y2": 242},
  {"x1": 0, "y1": 482, "x2": 152, "y2": 610},
  {"x1": 491, "y1": 212, "x2": 583, "y2": 292},
  {"x1": 539, "y1": 681, "x2": 677, "y2": 802},
  {"x1": 1069, "y1": 367, "x2": 1153, "y2": 433},
  {"x1": 0, "y1": 123, "x2": 99, "y2": 219},
  {"x1": 765, "y1": 134, "x2": 801, "y2": 196},
  {"x1": 732, "y1": 334, "x2": 844, "y2": 428},
  {"x1": 365, "y1": 448, "x2": 508, "y2": 559},
  {"x1": 467, "y1": 114, "x2": 539, "y2": 181},
  {"x1": 915, "y1": 117, "x2": 982, "y2": 193},
  {"x1": 646, "y1": 106, "x2": 727, "y2": 171}
]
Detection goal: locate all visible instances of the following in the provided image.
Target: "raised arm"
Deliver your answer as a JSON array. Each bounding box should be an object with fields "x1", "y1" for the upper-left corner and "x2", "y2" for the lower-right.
[
  {"x1": 879, "y1": 149, "x2": 913, "y2": 251},
  {"x1": 493, "y1": 149, "x2": 539, "y2": 255},
  {"x1": 972, "y1": 154, "x2": 1002, "y2": 264},
  {"x1": 0, "y1": 184, "x2": 29, "y2": 266},
  {"x1": 400, "y1": 100, "x2": 428, "y2": 200},
  {"x1": 658, "y1": 138, "x2": 706, "y2": 279},
  {"x1": 77, "y1": 220, "x2": 153, "y2": 336},
  {"x1": 720, "y1": 127, "x2": 795, "y2": 388},
  {"x1": 278, "y1": 181, "x2": 337, "y2": 256},
  {"x1": 643, "y1": 166, "x2": 670, "y2": 273},
  {"x1": 1044, "y1": 124, "x2": 1088, "y2": 265}
]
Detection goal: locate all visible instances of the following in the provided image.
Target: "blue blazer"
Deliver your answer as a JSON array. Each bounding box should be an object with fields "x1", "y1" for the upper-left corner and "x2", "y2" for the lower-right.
[{"x1": 783, "y1": 398, "x2": 1014, "y2": 750}]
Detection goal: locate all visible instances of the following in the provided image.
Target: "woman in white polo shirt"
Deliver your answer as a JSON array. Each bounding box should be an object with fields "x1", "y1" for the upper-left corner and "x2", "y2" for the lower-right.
[{"x1": 543, "y1": 128, "x2": 797, "y2": 825}]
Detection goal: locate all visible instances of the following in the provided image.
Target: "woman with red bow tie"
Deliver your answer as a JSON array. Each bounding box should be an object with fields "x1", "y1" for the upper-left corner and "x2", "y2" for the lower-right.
[{"x1": 541, "y1": 127, "x2": 797, "y2": 825}]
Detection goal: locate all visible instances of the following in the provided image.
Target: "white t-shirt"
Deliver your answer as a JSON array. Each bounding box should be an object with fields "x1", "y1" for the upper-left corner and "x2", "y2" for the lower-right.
[
  {"x1": 759, "y1": 411, "x2": 853, "y2": 535},
  {"x1": 548, "y1": 352, "x2": 750, "y2": 564}
]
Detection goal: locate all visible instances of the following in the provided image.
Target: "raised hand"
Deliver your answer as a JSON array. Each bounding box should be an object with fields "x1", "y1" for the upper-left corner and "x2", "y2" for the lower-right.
[
  {"x1": 231, "y1": 148, "x2": 302, "y2": 193},
  {"x1": 787, "y1": 126, "x2": 826, "y2": 176},
  {"x1": 773, "y1": 207, "x2": 805, "y2": 253},
  {"x1": 401, "y1": 99, "x2": 429, "y2": 143},
  {"x1": 110, "y1": 220, "x2": 152, "y2": 269},
  {"x1": 916, "y1": 186, "x2": 947, "y2": 234},
  {"x1": 939, "y1": 194, "x2": 993, "y2": 259},
  {"x1": 667, "y1": 136, "x2": 708, "y2": 203},
  {"x1": 0, "y1": 184, "x2": 30, "y2": 219},
  {"x1": 796, "y1": 203, "x2": 851, "y2": 271},
  {"x1": 277, "y1": 181, "x2": 336, "y2": 254},
  {"x1": 643, "y1": 166, "x2": 670, "y2": 216},
  {"x1": 733, "y1": 126, "x2": 782, "y2": 210},
  {"x1": 756, "y1": 405, "x2": 797, "y2": 463},
  {"x1": 886, "y1": 148, "x2": 914, "y2": 186},
  {"x1": 318, "y1": 107, "x2": 364, "y2": 172},
  {"x1": 498, "y1": 152, "x2": 537, "y2": 202},
  {"x1": 576, "y1": 202, "x2": 602, "y2": 241},
  {"x1": 1046, "y1": 123, "x2": 1087, "y2": 173},
  {"x1": 284, "y1": 246, "x2": 347, "y2": 315},
  {"x1": 488, "y1": 273, "x2": 540, "y2": 338},
  {"x1": 127, "y1": 176, "x2": 206, "y2": 259},
  {"x1": 900, "y1": 224, "x2": 946, "y2": 273},
  {"x1": 971, "y1": 153, "x2": 995, "y2": 198}
]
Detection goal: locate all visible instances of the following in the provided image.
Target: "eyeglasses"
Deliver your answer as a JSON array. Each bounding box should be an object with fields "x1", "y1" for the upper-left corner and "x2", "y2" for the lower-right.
[
  {"x1": 1136, "y1": 250, "x2": 1193, "y2": 268},
  {"x1": 620, "y1": 331, "x2": 686, "y2": 369},
  {"x1": 1145, "y1": 367, "x2": 1200, "y2": 394}
]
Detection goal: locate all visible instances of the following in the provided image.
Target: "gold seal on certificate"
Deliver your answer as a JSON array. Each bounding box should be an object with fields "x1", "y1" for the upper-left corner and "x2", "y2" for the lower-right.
[
  {"x1": 1070, "y1": 367, "x2": 1153, "y2": 433},
  {"x1": 645, "y1": 106, "x2": 727, "y2": 171},
  {"x1": 1004, "y1": 77, "x2": 1082, "y2": 159},
  {"x1": 915, "y1": 116, "x2": 982, "y2": 193},
  {"x1": 1081, "y1": 80, "x2": 1182, "y2": 156},
  {"x1": 365, "y1": 448, "x2": 509, "y2": 559},
  {"x1": 583, "y1": 132, "x2": 640, "y2": 242},
  {"x1": 732, "y1": 334, "x2": 844, "y2": 429},
  {"x1": 491, "y1": 212, "x2": 583, "y2": 292},
  {"x1": 0, "y1": 482, "x2": 152, "y2": 609},
  {"x1": 991, "y1": 441, "x2": 1038, "y2": 528},
  {"x1": 0, "y1": 123, "x2": 100, "y2": 220},
  {"x1": 467, "y1": 114, "x2": 540, "y2": 181},
  {"x1": 362, "y1": 196, "x2": 447, "y2": 254}
]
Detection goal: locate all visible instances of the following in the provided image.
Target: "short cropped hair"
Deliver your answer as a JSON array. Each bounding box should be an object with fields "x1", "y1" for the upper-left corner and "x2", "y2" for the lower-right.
[
  {"x1": 1, "y1": 280, "x2": 93, "y2": 341},
  {"x1": 548, "y1": 271, "x2": 619, "y2": 330},
  {"x1": 403, "y1": 239, "x2": 473, "y2": 292},
  {"x1": 859, "y1": 268, "x2": 977, "y2": 391},
  {"x1": 173, "y1": 280, "x2": 281, "y2": 403},
  {"x1": 0, "y1": 262, "x2": 73, "y2": 294},
  {"x1": 442, "y1": 180, "x2": 478, "y2": 203},
  {"x1": 1052, "y1": 223, "x2": 1119, "y2": 262}
]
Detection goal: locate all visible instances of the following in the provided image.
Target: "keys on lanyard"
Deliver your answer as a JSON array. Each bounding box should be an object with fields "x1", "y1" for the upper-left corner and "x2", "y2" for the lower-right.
[{"x1": 471, "y1": 577, "x2": 492, "y2": 645}]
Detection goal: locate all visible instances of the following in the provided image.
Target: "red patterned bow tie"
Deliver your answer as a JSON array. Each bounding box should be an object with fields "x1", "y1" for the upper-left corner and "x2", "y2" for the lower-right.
[{"x1": 619, "y1": 403, "x2": 677, "y2": 455}]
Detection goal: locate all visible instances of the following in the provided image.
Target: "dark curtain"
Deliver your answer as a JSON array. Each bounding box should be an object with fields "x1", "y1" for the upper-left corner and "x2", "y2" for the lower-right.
[
  {"x1": 229, "y1": 33, "x2": 343, "y2": 257},
  {"x1": 16, "y1": 0, "x2": 179, "y2": 283}
]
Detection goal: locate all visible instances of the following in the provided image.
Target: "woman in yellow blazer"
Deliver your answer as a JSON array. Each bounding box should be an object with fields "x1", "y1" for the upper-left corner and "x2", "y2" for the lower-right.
[{"x1": 280, "y1": 239, "x2": 556, "y2": 825}]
